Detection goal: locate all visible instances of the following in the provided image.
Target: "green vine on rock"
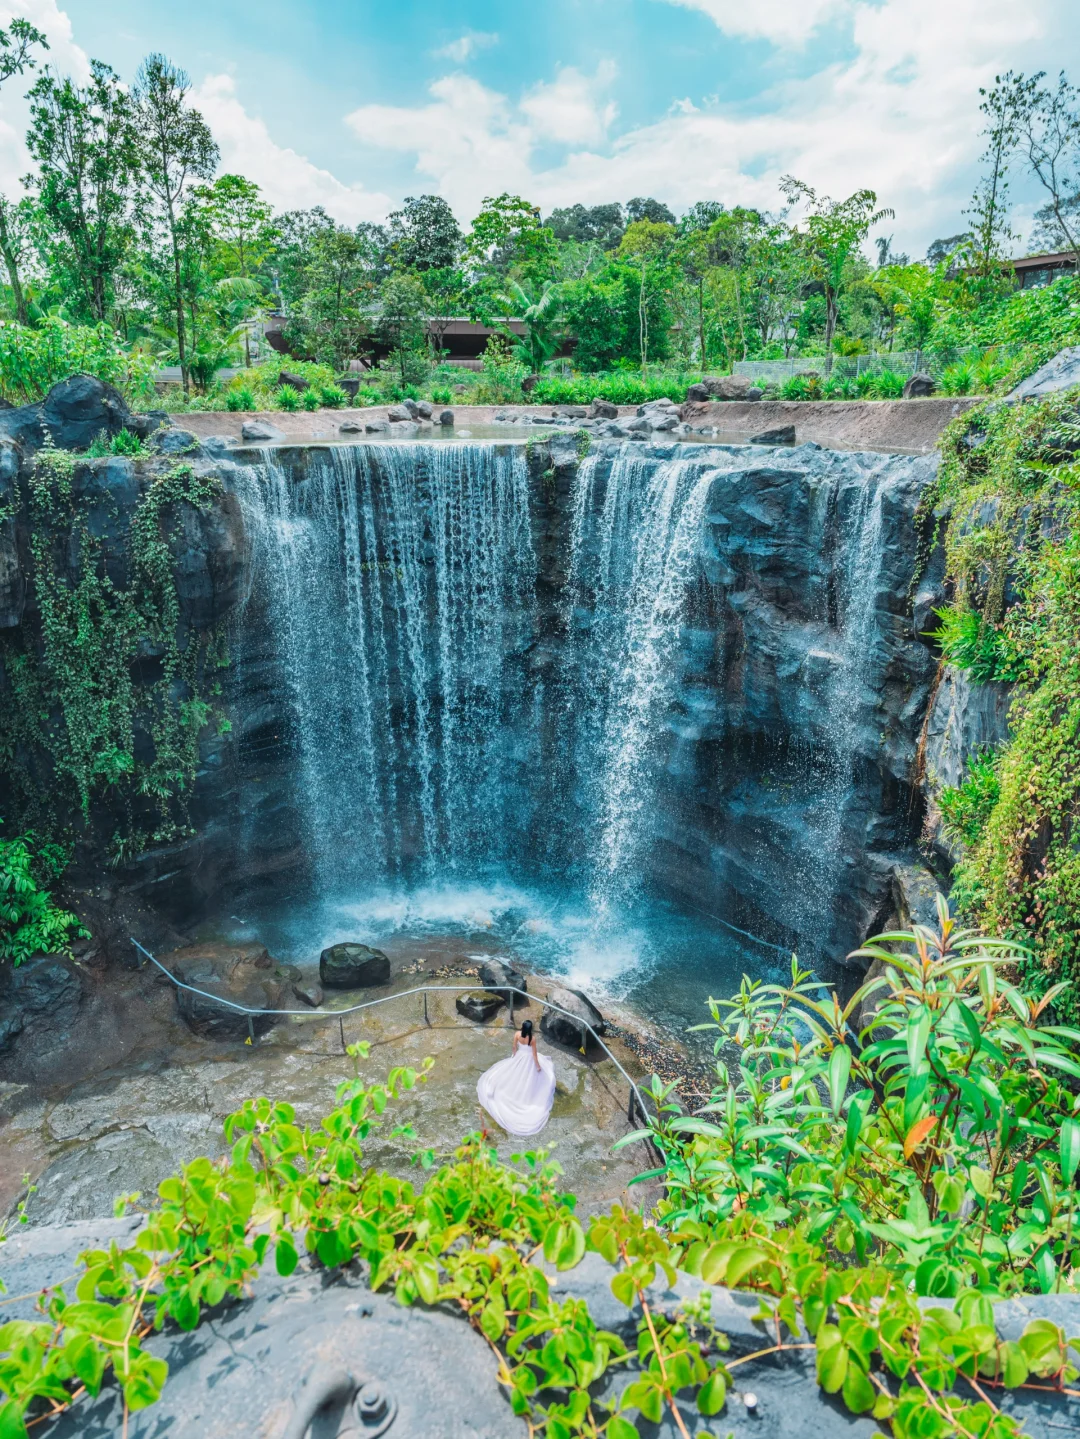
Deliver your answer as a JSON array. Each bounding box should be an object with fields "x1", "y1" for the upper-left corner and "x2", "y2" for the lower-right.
[
  {"x1": 0, "y1": 451, "x2": 228, "y2": 859},
  {"x1": 923, "y1": 392, "x2": 1080, "y2": 1010}
]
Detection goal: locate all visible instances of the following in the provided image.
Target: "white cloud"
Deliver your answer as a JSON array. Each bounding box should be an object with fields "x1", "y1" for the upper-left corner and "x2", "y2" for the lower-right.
[
  {"x1": 432, "y1": 31, "x2": 499, "y2": 63},
  {"x1": 520, "y1": 62, "x2": 618, "y2": 146},
  {"x1": 192, "y1": 73, "x2": 390, "y2": 224},
  {"x1": 0, "y1": 0, "x2": 92, "y2": 195},
  {"x1": 346, "y1": 0, "x2": 1078, "y2": 255},
  {"x1": 661, "y1": 0, "x2": 851, "y2": 45}
]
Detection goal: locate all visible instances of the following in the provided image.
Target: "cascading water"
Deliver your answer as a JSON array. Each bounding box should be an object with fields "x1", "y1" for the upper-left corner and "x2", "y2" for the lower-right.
[
  {"x1": 226, "y1": 435, "x2": 929, "y2": 1026},
  {"x1": 563, "y1": 451, "x2": 722, "y2": 901},
  {"x1": 234, "y1": 442, "x2": 537, "y2": 891}
]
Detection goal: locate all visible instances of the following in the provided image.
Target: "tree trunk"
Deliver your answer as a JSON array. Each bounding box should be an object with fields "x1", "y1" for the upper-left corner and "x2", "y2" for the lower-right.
[
  {"x1": 0, "y1": 243, "x2": 26, "y2": 325},
  {"x1": 698, "y1": 276, "x2": 706, "y2": 372},
  {"x1": 172, "y1": 229, "x2": 188, "y2": 396},
  {"x1": 639, "y1": 268, "x2": 649, "y2": 376},
  {"x1": 824, "y1": 286, "x2": 837, "y2": 375}
]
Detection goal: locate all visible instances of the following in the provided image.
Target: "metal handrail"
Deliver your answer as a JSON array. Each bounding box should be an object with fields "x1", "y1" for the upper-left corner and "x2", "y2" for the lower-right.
[{"x1": 131, "y1": 939, "x2": 655, "y2": 1131}]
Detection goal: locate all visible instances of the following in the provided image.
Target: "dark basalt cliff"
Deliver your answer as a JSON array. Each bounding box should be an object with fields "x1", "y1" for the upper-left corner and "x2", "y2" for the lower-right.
[{"x1": 1, "y1": 399, "x2": 992, "y2": 976}]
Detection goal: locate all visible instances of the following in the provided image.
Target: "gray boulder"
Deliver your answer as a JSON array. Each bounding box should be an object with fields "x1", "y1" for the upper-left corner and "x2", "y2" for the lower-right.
[
  {"x1": 240, "y1": 419, "x2": 285, "y2": 443},
  {"x1": 750, "y1": 425, "x2": 797, "y2": 445},
  {"x1": 438, "y1": 409, "x2": 455, "y2": 426},
  {"x1": 541, "y1": 985, "x2": 606, "y2": 1051},
  {"x1": 167, "y1": 942, "x2": 289, "y2": 1039},
  {"x1": 623, "y1": 416, "x2": 650, "y2": 433},
  {"x1": 0, "y1": 374, "x2": 158, "y2": 453},
  {"x1": 702, "y1": 374, "x2": 752, "y2": 401},
  {"x1": 903, "y1": 372, "x2": 937, "y2": 399},
  {"x1": 150, "y1": 427, "x2": 199, "y2": 455},
  {"x1": 745, "y1": 387, "x2": 764, "y2": 401},
  {"x1": 0, "y1": 522, "x2": 23, "y2": 627},
  {"x1": 1006, "y1": 344, "x2": 1080, "y2": 401},
  {"x1": 456, "y1": 990, "x2": 504, "y2": 1022},
  {"x1": 416, "y1": 400, "x2": 433, "y2": 419},
  {"x1": 589, "y1": 399, "x2": 618, "y2": 419},
  {"x1": 685, "y1": 382, "x2": 710, "y2": 402},
  {"x1": 387, "y1": 404, "x2": 412, "y2": 422},
  {"x1": 293, "y1": 981, "x2": 324, "y2": 1008},
  {"x1": 278, "y1": 370, "x2": 310, "y2": 391},
  {"x1": 522, "y1": 372, "x2": 540, "y2": 392},
  {"x1": 400, "y1": 399, "x2": 421, "y2": 418},
  {"x1": 365, "y1": 419, "x2": 391, "y2": 433},
  {"x1": 648, "y1": 412, "x2": 678, "y2": 431},
  {"x1": 391, "y1": 420, "x2": 420, "y2": 436},
  {"x1": 555, "y1": 406, "x2": 587, "y2": 419},
  {"x1": 320, "y1": 942, "x2": 391, "y2": 989},
  {"x1": 338, "y1": 419, "x2": 364, "y2": 433},
  {"x1": 478, "y1": 958, "x2": 527, "y2": 1006}
]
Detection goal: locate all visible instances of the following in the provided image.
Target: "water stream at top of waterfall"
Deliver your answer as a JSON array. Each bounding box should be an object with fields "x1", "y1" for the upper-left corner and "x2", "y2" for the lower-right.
[{"x1": 227, "y1": 439, "x2": 894, "y2": 1036}]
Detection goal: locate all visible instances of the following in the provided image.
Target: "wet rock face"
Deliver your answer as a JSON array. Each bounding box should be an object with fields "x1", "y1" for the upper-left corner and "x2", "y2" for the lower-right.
[
  {"x1": 0, "y1": 957, "x2": 83, "y2": 1057},
  {"x1": 0, "y1": 374, "x2": 163, "y2": 453},
  {"x1": 919, "y1": 665, "x2": 1013, "y2": 866}
]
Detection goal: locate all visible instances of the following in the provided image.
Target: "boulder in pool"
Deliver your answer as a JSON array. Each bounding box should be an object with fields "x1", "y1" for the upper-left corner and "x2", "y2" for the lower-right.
[
  {"x1": 541, "y1": 986, "x2": 606, "y2": 1051},
  {"x1": 320, "y1": 942, "x2": 391, "y2": 989},
  {"x1": 456, "y1": 991, "x2": 503, "y2": 1023}
]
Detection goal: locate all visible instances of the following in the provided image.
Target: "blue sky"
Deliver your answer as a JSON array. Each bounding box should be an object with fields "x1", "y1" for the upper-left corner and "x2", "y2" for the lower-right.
[{"x1": 1, "y1": 0, "x2": 1078, "y2": 256}]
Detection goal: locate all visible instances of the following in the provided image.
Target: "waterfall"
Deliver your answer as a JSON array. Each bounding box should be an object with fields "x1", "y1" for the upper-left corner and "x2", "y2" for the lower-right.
[
  {"x1": 564, "y1": 449, "x2": 719, "y2": 902},
  {"x1": 232, "y1": 443, "x2": 536, "y2": 892}
]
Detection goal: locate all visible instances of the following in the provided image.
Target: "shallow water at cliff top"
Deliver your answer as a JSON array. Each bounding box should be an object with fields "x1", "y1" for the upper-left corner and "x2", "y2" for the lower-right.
[{"x1": 211, "y1": 879, "x2": 785, "y2": 1044}]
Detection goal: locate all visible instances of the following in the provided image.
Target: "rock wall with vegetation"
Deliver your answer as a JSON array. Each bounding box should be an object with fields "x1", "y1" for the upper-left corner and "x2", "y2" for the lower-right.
[{"x1": 915, "y1": 392, "x2": 1080, "y2": 1012}]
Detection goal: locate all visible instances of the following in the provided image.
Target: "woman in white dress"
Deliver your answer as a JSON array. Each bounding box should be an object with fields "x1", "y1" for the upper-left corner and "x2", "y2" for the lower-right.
[{"x1": 477, "y1": 1019, "x2": 556, "y2": 1137}]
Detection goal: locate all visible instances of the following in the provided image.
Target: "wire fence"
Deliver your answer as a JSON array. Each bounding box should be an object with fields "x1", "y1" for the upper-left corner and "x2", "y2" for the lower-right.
[
  {"x1": 131, "y1": 939, "x2": 657, "y2": 1140},
  {"x1": 733, "y1": 345, "x2": 1025, "y2": 386}
]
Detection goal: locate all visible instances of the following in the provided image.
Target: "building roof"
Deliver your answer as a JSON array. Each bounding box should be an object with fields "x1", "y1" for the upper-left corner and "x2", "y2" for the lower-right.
[{"x1": 1009, "y1": 250, "x2": 1078, "y2": 270}]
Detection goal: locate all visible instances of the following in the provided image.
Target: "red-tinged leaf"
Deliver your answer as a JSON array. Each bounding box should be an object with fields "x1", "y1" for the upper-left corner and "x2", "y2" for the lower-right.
[{"x1": 903, "y1": 1115, "x2": 937, "y2": 1159}]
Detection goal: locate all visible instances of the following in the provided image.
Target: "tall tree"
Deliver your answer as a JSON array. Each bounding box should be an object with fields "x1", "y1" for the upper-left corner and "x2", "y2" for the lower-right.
[
  {"x1": 193, "y1": 174, "x2": 275, "y2": 365},
  {"x1": 1015, "y1": 71, "x2": 1080, "y2": 262},
  {"x1": 134, "y1": 54, "x2": 219, "y2": 392},
  {"x1": 386, "y1": 194, "x2": 461, "y2": 271},
  {"x1": 780, "y1": 177, "x2": 892, "y2": 371},
  {"x1": 0, "y1": 197, "x2": 35, "y2": 324},
  {"x1": 0, "y1": 19, "x2": 47, "y2": 324},
  {"x1": 618, "y1": 217, "x2": 674, "y2": 374},
  {"x1": 25, "y1": 61, "x2": 143, "y2": 322},
  {"x1": 963, "y1": 74, "x2": 1024, "y2": 294}
]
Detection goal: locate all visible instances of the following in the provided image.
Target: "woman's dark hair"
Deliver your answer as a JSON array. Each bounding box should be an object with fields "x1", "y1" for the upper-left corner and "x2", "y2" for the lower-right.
[{"x1": 520, "y1": 1019, "x2": 534, "y2": 1041}]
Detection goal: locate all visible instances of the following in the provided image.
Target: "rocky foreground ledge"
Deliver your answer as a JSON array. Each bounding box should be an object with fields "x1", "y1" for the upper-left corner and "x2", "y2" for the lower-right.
[{"x1": 2, "y1": 1219, "x2": 1076, "y2": 1438}]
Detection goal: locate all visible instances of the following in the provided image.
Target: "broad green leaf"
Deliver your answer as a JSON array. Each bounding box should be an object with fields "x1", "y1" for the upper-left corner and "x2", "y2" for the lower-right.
[
  {"x1": 607, "y1": 1417, "x2": 639, "y2": 1439},
  {"x1": 697, "y1": 1369, "x2": 727, "y2": 1416},
  {"x1": 842, "y1": 1360, "x2": 876, "y2": 1413},
  {"x1": 906, "y1": 1008, "x2": 931, "y2": 1070},
  {"x1": 0, "y1": 1400, "x2": 29, "y2": 1439},
  {"x1": 1060, "y1": 1117, "x2": 1080, "y2": 1185},
  {"x1": 999, "y1": 1340, "x2": 1029, "y2": 1388},
  {"x1": 275, "y1": 1236, "x2": 298, "y2": 1277},
  {"x1": 816, "y1": 1326, "x2": 848, "y2": 1393},
  {"x1": 725, "y1": 1245, "x2": 769, "y2": 1289},
  {"x1": 827, "y1": 1045, "x2": 852, "y2": 1116}
]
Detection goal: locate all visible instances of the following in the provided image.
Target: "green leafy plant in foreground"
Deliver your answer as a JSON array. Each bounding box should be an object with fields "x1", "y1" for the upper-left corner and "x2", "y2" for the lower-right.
[
  {"x1": 2, "y1": 906, "x2": 1078, "y2": 1439},
  {"x1": 0, "y1": 822, "x2": 85, "y2": 966}
]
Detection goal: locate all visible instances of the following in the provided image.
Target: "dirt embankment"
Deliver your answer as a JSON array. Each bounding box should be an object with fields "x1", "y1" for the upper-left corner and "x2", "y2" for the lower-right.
[
  {"x1": 169, "y1": 396, "x2": 983, "y2": 453},
  {"x1": 681, "y1": 396, "x2": 983, "y2": 452}
]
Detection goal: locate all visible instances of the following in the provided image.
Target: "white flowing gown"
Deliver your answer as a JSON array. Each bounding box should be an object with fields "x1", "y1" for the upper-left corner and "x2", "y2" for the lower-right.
[{"x1": 477, "y1": 1040, "x2": 556, "y2": 1137}]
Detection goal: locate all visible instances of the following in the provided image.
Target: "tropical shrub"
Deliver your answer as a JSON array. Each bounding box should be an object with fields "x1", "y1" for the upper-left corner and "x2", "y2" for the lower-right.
[
  {"x1": 2, "y1": 909, "x2": 1077, "y2": 1439},
  {"x1": 0, "y1": 320, "x2": 157, "y2": 407},
  {"x1": 300, "y1": 387, "x2": 321, "y2": 411},
  {"x1": 272, "y1": 384, "x2": 300, "y2": 412},
  {"x1": 317, "y1": 383, "x2": 348, "y2": 408},
  {"x1": 0, "y1": 823, "x2": 85, "y2": 966},
  {"x1": 938, "y1": 749, "x2": 1001, "y2": 848},
  {"x1": 223, "y1": 387, "x2": 254, "y2": 411}
]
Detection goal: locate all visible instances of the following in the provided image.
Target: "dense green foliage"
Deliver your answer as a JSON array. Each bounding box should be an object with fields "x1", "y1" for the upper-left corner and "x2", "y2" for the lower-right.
[
  {"x1": 1, "y1": 907, "x2": 1077, "y2": 1438},
  {"x1": 0, "y1": 319, "x2": 156, "y2": 406},
  {"x1": 0, "y1": 15, "x2": 1076, "y2": 408},
  {"x1": 0, "y1": 822, "x2": 84, "y2": 966},
  {"x1": 924, "y1": 391, "x2": 1080, "y2": 1007},
  {"x1": 0, "y1": 449, "x2": 228, "y2": 860}
]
